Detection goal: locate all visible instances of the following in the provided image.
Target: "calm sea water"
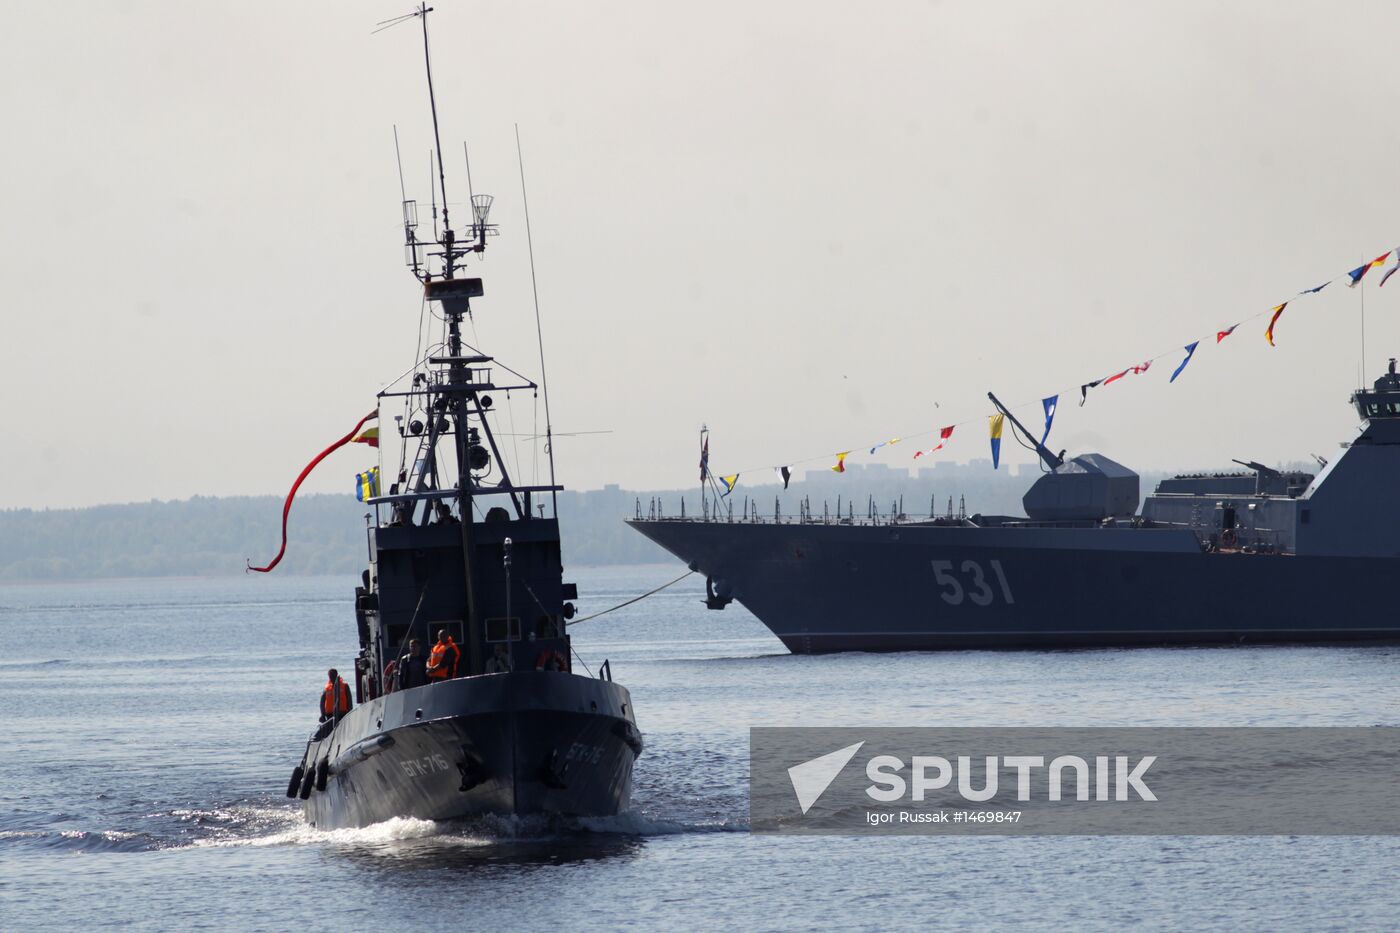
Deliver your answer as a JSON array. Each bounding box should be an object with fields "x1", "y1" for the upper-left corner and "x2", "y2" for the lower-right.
[{"x1": 2, "y1": 565, "x2": 1398, "y2": 931}]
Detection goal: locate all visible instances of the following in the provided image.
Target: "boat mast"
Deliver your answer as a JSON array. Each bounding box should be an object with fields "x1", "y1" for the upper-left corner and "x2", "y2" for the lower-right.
[
  {"x1": 417, "y1": 3, "x2": 482, "y2": 674},
  {"x1": 420, "y1": 4, "x2": 454, "y2": 268}
]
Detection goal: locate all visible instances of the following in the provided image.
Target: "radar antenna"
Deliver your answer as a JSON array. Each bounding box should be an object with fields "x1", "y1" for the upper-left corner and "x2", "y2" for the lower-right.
[{"x1": 380, "y1": 4, "x2": 499, "y2": 282}]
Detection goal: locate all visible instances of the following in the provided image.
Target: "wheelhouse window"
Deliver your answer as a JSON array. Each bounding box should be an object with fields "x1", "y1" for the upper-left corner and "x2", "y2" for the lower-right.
[{"x1": 486, "y1": 616, "x2": 521, "y2": 642}]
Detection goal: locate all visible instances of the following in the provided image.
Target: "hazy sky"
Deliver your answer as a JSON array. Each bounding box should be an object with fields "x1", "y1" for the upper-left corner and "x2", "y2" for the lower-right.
[{"x1": 3, "y1": 1, "x2": 1399, "y2": 510}]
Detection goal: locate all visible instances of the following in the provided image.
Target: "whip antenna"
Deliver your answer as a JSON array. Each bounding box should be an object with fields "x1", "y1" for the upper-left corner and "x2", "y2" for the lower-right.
[
  {"x1": 417, "y1": 4, "x2": 451, "y2": 238},
  {"x1": 393, "y1": 126, "x2": 423, "y2": 279},
  {"x1": 515, "y1": 124, "x2": 557, "y2": 514},
  {"x1": 393, "y1": 125, "x2": 408, "y2": 202},
  {"x1": 463, "y1": 141, "x2": 476, "y2": 208}
]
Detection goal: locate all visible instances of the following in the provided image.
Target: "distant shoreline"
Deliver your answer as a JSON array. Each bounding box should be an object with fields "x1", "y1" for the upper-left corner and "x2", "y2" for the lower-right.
[{"x1": 0, "y1": 464, "x2": 1276, "y2": 582}]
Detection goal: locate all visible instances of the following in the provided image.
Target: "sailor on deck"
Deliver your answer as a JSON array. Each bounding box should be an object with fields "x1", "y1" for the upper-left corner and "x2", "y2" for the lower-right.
[
  {"x1": 320, "y1": 668, "x2": 352, "y2": 723},
  {"x1": 485, "y1": 643, "x2": 513, "y2": 674},
  {"x1": 427, "y1": 630, "x2": 461, "y2": 680},
  {"x1": 394, "y1": 638, "x2": 429, "y2": 690}
]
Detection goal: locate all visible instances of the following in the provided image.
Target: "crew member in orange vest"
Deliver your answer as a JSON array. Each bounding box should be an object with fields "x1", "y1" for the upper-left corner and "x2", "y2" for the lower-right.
[
  {"x1": 320, "y1": 668, "x2": 353, "y2": 722},
  {"x1": 427, "y1": 629, "x2": 461, "y2": 680}
]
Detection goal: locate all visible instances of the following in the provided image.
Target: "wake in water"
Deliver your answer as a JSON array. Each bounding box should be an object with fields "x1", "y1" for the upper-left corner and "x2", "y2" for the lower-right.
[
  {"x1": 195, "y1": 805, "x2": 747, "y2": 853},
  {"x1": 0, "y1": 800, "x2": 303, "y2": 855},
  {"x1": 2, "y1": 742, "x2": 748, "y2": 857},
  {"x1": 0, "y1": 828, "x2": 161, "y2": 854}
]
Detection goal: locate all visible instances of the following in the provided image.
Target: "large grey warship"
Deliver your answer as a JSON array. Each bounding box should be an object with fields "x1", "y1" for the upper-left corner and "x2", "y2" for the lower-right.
[
  {"x1": 630, "y1": 365, "x2": 1400, "y2": 652},
  {"x1": 280, "y1": 6, "x2": 641, "y2": 828}
]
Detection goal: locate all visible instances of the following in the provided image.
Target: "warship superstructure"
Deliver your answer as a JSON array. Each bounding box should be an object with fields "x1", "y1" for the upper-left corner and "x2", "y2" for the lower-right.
[
  {"x1": 282, "y1": 7, "x2": 641, "y2": 827},
  {"x1": 630, "y1": 365, "x2": 1400, "y2": 652}
]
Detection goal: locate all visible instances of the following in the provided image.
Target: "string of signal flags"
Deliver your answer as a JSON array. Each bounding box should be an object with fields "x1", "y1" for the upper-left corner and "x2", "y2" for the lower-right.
[{"x1": 703, "y1": 246, "x2": 1399, "y2": 498}]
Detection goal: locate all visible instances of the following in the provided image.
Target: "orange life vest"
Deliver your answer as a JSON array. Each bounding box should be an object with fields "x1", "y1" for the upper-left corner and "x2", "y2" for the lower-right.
[
  {"x1": 425, "y1": 638, "x2": 448, "y2": 675},
  {"x1": 426, "y1": 636, "x2": 461, "y2": 679},
  {"x1": 321, "y1": 678, "x2": 352, "y2": 716}
]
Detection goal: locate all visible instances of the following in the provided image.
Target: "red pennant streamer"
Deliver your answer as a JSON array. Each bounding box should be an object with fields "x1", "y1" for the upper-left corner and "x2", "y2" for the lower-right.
[
  {"x1": 913, "y1": 426, "x2": 955, "y2": 458},
  {"x1": 1265, "y1": 302, "x2": 1287, "y2": 347},
  {"x1": 1102, "y1": 360, "x2": 1151, "y2": 386},
  {"x1": 248, "y1": 410, "x2": 378, "y2": 573}
]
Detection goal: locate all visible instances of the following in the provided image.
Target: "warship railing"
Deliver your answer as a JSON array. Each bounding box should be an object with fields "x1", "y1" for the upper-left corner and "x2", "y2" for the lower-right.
[{"x1": 632, "y1": 495, "x2": 977, "y2": 527}]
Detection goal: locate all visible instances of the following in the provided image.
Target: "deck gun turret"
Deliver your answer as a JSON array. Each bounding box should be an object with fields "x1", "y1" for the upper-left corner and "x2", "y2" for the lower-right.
[{"x1": 987, "y1": 392, "x2": 1139, "y2": 523}]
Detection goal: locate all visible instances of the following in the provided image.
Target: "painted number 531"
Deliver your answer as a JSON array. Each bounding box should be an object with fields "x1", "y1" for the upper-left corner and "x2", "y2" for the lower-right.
[{"x1": 930, "y1": 559, "x2": 1014, "y2": 606}]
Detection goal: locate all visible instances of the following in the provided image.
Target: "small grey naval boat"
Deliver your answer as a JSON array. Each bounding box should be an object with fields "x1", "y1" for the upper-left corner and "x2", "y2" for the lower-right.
[{"x1": 282, "y1": 6, "x2": 641, "y2": 828}]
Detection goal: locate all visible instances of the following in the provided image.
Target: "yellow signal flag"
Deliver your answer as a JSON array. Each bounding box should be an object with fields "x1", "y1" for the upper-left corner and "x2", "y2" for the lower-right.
[{"x1": 989, "y1": 414, "x2": 1005, "y2": 470}]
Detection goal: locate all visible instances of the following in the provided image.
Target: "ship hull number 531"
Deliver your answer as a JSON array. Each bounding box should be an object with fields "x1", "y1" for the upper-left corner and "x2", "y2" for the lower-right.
[{"x1": 930, "y1": 559, "x2": 1014, "y2": 606}]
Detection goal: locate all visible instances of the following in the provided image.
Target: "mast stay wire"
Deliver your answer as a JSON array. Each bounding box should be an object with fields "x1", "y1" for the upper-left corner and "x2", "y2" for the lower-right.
[
  {"x1": 393, "y1": 124, "x2": 410, "y2": 208},
  {"x1": 464, "y1": 312, "x2": 526, "y2": 505},
  {"x1": 532, "y1": 393, "x2": 540, "y2": 489},
  {"x1": 455, "y1": 336, "x2": 540, "y2": 389},
  {"x1": 463, "y1": 141, "x2": 476, "y2": 216},
  {"x1": 515, "y1": 580, "x2": 593, "y2": 676},
  {"x1": 456, "y1": 284, "x2": 547, "y2": 497},
  {"x1": 504, "y1": 385, "x2": 524, "y2": 500},
  {"x1": 515, "y1": 124, "x2": 558, "y2": 517},
  {"x1": 402, "y1": 292, "x2": 431, "y2": 480},
  {"x1": 567, "y1": 571, "x2": 696, "y2": 627}
]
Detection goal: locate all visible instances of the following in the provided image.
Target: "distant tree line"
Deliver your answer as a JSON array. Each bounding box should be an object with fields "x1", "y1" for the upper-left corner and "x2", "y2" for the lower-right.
[{"x1": 2, "y1": 461, "x2": 1244, "y2": 581}]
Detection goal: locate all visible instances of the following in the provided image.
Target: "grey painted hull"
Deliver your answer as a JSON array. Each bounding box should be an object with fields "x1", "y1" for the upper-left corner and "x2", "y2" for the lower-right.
[
  {"x1": 629, "y1": 519, "x2": 1400, "y2": 653},
  {"x1": 298, "y1": 671, "x2": 642, "y2": 829}
]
